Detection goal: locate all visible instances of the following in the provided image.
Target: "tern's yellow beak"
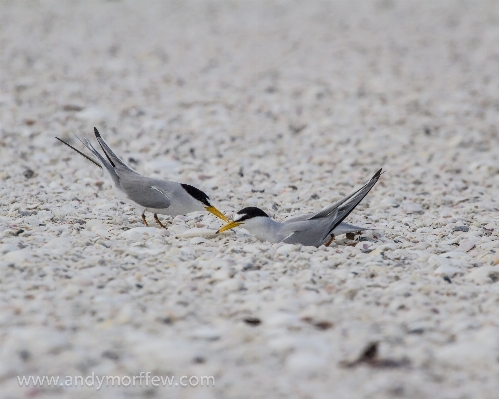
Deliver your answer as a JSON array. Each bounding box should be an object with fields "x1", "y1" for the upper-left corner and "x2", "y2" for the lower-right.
[
  {"x1": 205, "y1": 206, "x2": 229, "y2": 222},
  {"x1": 216, "y1": 220, "x2": 242, "y2": 234}
]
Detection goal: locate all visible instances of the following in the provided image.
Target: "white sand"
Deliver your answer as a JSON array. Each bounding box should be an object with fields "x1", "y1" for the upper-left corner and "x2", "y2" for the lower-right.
[{"x1": 1, "y1": 1, "x2": 499, "y2": 398}]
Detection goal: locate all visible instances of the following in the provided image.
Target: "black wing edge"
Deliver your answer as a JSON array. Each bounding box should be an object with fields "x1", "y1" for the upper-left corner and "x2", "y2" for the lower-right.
[
  {"x1": 309, "y1": 168, "x2": 383, "y2": 221},
  {"x1": 55, "y1": 137, "x2": 102, "y2": 168},
  {"x1": 322, "y1": 168, "x2": 383, "y2": 241},
  {"x1": 93, "y1": 127, "x2": 116, "y2": 168}
]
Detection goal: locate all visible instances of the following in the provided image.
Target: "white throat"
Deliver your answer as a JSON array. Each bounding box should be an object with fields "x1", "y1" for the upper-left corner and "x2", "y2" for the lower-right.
[{"x1": 241, "y1": 217, "x2": 283, "y2": 243}]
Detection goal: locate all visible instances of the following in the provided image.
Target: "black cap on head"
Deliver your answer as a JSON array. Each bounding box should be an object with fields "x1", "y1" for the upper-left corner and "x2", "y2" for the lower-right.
[
  {"x1": 181, "y1": 183, "x2": 211, "y2": 207},
  {"x1": 236, "y1": 207, "x2": 269, "y2": 222}
]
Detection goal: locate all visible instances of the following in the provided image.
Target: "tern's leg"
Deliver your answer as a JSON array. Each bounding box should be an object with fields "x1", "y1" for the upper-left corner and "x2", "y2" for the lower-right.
[
  {"x1": 325, "y1": 235, "x2": 335, "y2": 247},
  {"x1": 154, "y1": 213, "x2": 167, "y2": 229},
  {"x1": 141, "y1": 211, "x2": 149, "y2": 226}
]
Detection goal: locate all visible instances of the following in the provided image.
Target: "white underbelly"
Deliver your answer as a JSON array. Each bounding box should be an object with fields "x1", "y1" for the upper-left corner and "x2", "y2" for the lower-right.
[{"x1": 145, "y1": 200, "x2": 196, "y2": 217}]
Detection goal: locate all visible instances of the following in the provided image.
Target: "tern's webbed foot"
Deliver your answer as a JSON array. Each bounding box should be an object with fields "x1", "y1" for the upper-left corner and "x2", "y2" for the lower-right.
[{"x1": 154, "y1": 213, "x2": 168, "y2": 229}]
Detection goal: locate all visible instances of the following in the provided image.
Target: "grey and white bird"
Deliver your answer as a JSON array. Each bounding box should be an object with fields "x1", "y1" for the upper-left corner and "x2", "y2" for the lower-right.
[
  {"x1": 216, "y1": 169, "x2": 382, "y2": 247},
  {"x1": 56, "y1": 128, "x2": 228, "y2": 227}
]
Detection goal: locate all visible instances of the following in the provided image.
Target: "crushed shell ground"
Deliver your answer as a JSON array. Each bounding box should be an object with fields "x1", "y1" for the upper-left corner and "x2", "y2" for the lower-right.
[{"x1": 1, "y1": 1, "x2": 499, "y2": 399}]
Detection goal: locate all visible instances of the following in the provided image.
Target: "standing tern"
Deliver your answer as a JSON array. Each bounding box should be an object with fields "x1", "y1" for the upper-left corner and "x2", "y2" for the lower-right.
[
  {"x1": 56, "y1": 128, "x2": 228, "y2": 228},
  {"x1": 216, "y1": 169, "x2": 382, "y2": 247}
]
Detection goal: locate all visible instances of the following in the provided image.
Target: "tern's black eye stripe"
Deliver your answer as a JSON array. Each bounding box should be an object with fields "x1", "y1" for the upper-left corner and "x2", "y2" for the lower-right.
[
  {"x1": 181, "y1": 183, "x2": 211, "y2": 206},
  {"x1": 237, "y1": 207, "x2": 269, "y2": 221}
]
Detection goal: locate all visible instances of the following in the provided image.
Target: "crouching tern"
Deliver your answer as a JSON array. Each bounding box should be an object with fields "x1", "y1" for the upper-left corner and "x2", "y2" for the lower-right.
[
  {"x1": 56, "y1": 128, "x2": 228, "y2": 227},
  {"x1": 217, "y1": 169, "x2": 382, "y2": 247}
]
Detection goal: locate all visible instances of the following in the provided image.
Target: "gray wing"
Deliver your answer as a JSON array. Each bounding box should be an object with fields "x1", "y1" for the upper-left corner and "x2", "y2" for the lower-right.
[
  {"x1": 75, "y1": 136, "x2": 122, "y2": 188},
  {"x1": 118, "y1": 174, "x2": 171, "y2": 209},
  {"x1": 94, "y1": 127, "x2": 137, "y2": 174},
  {"x1": 282, "y1": 214, "x2": 311, "y2": 223},
  {"x1": 280, "y1": 169, "x2": 382, "y2": 246},
  {"x1": 282, "y1": 218, "x2": 334, "y2": 247},
  {"x1": 313, "y1": 168, "x2": 382, "y2": 243},
  {"x1": 310, "y1": 169, "x2": 382, "y2": 221},
  {"x1": 282, "y1": 220, "x2": 374, "y2": 247}
]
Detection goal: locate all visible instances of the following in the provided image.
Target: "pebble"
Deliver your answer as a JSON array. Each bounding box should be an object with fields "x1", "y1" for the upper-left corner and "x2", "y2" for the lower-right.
[
  {"x1": 402, "y1": 203, "x2": 423, "y2": 214},
  {"x1": 168, "y1": 225, "x2": 189, "y2": 235},
  {"x1": 242, "y1": 245, "x2": 260, "y2": 254},
  {"x1": 189, "y1": 237, "x2": 208, "y2": 245},
  {"x1": 0, "y1": 244, "x2": 18, "y2": 255},
  {"x1": 211, "y1": 269, "x2": 231, "y2": 282},
  {"x1": 1, "y1": 250, "x2": 33, "y2": 264},
  {"x1": 458, "y1": 240, "x2": 477, "y2": 252},
  {"x1": 119, "y1": 227, "x2": 159, "y2": 238},
  {"x1": 90, "y1": 223, "x2": 111, "y2": 236},
  {"x1": 190, "y1": 327, "x2": 221, "y2": 341},
  {"x1": 379, "y1": 197, "x2": 399, "y2": 208},
  {"x1": 23, "y1": 216, "x2": 42, "y2": 226},
  {"x1": 440, "y1": 251, "x2": 468, "y2": 259},
  {"x1": 436, "y1": 327, "x2": 499, "y2": 368},
  {"x1": 286, "y1": 350, "x2": 327, "y2": 375},
  {"x1": 434, "y1": 265, "x2": 463, "y2": 277},
  {"x1": 75, "y1": 106, "x2": 109, "y2": 122},
  {"x1": 276, "y1": 244, "x2": 296, "y2": 255},
  {"x1": 42, "y1": 237, "x2": 73, "y2": 249},
  {"x1": 180, "y1": 228, "x2": 216, "y2": 238},
  {"x1": 216, "y1": 278, "x2": 245, "y2": 292},
  {"x1": 466, "y1": 266, "x2": 499, "y2": 284}
]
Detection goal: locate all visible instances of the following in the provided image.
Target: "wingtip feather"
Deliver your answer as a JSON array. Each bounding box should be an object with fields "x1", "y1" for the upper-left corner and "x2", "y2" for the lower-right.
[
  {"x1": 55, "y1": 136, "x2": 102, "y2": 168},
  {"x1": 92, "y1": 128, "x2": 116, "y2": 167}
]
